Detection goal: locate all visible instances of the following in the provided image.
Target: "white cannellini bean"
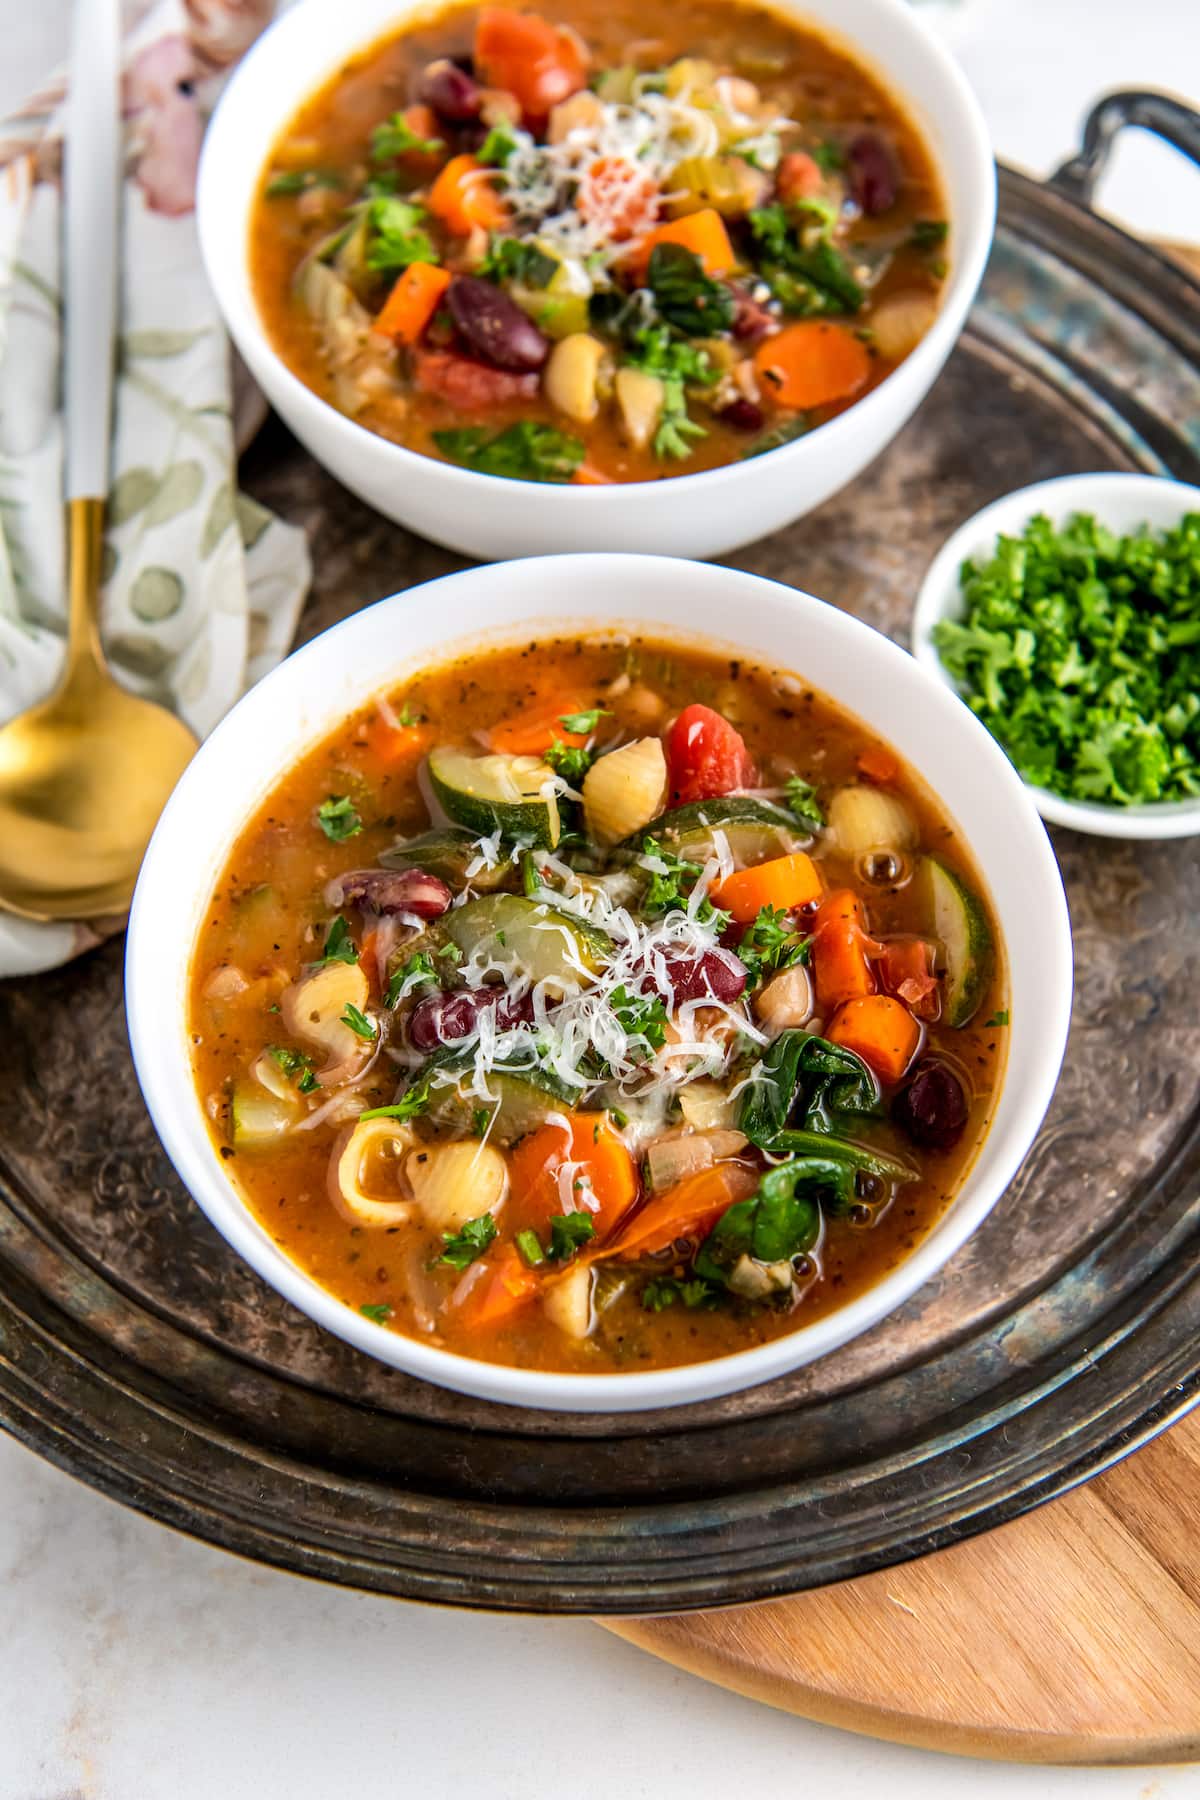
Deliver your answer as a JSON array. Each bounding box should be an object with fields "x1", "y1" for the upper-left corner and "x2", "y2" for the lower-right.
[
  {"x1": 543, "y1": 333, "x2": 606, "y2": 423},
  {"x1": 871, "y1": 291, "x2": 940, "y2": 362},
  {"x1": 542, "y1": 1261, "x2": 595, "y2": 1340},
  {"x1": 614, "y1": 366, "x2": 664, "y2": 451},
  {"x1": 827, "y1": 784, "x2": 917, "y2": 858},
  {"x1": 753, "y1": 964, "x2": 814, "y2": 1037}
]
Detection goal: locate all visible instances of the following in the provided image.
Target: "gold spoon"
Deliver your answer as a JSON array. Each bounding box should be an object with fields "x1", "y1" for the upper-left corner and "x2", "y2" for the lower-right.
[{"x1": 0, "y1": 0, "x2": 197, "y2": 923}]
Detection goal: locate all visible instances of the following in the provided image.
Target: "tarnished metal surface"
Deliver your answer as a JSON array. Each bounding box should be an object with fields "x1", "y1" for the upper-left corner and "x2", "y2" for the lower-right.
[{"x1": 1, "y1": 164, "x2": 1199, "y2": 1609}]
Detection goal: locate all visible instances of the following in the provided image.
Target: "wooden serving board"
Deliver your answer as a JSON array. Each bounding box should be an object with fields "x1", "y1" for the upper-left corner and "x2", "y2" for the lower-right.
[
  {"x1": 606, "y1": 240, "x2": 1200, "y2": 1773},
  {"x1": 607, "y1": 1407, "x2": 1200, "y2": 1764}
]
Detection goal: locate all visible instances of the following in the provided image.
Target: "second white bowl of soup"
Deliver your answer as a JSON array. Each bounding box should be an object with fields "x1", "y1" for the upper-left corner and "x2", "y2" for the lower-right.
[
  {"x1": 198, "y1": 0, "x2": 995, "y2": 557},
  {"x1": 127, "y1": 555, "x2": 1071, "y2": 1412}
]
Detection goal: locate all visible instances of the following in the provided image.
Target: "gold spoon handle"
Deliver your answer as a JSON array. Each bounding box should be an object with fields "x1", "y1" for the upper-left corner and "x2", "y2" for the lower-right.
[{"x1": 61, "y1": 0, "x2": 121, "y2": 691}]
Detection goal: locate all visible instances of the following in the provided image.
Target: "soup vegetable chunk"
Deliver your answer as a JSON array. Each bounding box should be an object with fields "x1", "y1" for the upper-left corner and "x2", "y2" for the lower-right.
[
  {"x1": 251, "y1": 0, "x2": 948, "y2": 482},
  {"x1": 190, "y1": 638, "x2": 1006, "y2": 1375}
]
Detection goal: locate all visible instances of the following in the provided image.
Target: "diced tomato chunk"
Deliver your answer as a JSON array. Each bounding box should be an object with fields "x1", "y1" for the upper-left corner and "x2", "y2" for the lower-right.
[
  {"x1": 879, "y1": 937, "x2": 940, "y2": 1021},
  {"x1": 665, "y1": 703, "x2": 757, "y2": 804},
  {"x1": 474, "y1": 8, "x2": 588, "y2": 124},
  {"x1": 413, "y1": 349, "x2": 538, "y2": 410}
]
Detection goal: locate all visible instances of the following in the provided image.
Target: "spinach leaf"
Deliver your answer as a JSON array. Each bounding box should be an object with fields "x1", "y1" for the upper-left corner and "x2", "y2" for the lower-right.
[
  {"x1": 695, "y1": 1160, "x2": 837, "y2": 1287},
  {"x1": 737, "y1": 1030, "x2": 882, "y2": 1145},
  {"x1": 646, "y1": 243, "x2": 736, "y2": 335},
  {"x1": 749, "y1": 205, "x2": 864, "y2": 315},
  {"x1": 433, "y1": 422, "x2": 585, "y2": 483}
]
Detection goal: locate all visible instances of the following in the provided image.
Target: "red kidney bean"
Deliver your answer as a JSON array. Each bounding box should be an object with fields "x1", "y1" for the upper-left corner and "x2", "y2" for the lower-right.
[
  {"x1": 719, "y1": 398, "x2": 765, "y2": 433},
  {"x1": 894, "y1": 1062, "x2": 968, "y2": 1150},
  {"x1": 446, "y1": 277, "x2": 550, "y2": 372},
  {"x1": 662, "y1": 948, "x2": 747, "y2": 1005},
  {"x1": 408, "y1": 987, "x2": 534, "y2": 1051},
  {"x1": 417, "y1": 57, "x2": 482, "y2": 123},
  {"x1": 847, "y1": 131, "x2": 897, "y2": 215},
  {"x1": 331, "y1": 868, "x2": 452, "y2": 918}
]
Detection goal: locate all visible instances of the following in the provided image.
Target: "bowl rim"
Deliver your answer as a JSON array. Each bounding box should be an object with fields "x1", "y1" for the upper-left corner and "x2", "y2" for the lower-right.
[
  {"x1": 195, "y1": 0, "x2": 997, "y2": 506},
  {"x1": 126, "y1": 552, "x2": 1074, "y2": 1414},
  {"x1": 911, "y1": 470, "x2": 1200, "y2": 841}
]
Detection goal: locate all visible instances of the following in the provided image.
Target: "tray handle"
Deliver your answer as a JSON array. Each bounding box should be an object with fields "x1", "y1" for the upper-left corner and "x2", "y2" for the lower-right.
[{"x1": 1050, "y1": 89, "x2": 1200, "y2": 205}]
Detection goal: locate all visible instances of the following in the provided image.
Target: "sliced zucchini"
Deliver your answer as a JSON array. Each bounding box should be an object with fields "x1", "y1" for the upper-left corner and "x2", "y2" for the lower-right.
[
  {"x1": 230, "y1": 1079, "x2": 300, "y2": 1148},
  {"x1": 380, "y1": 827, "x2": 511, "y2": 891},
  {"x1": 626, "y1": 796, "x2": 803, "y2": 864},
  {"x1": 923, "y1": 857, "x2": 994, "y2": 1027},
  {"x1": 444, "y1": 893, "x2": 610, "y2": 993},
  {"x1": 428, "y1": 746, "x2": 561, "y2": 850},
  {"x1": 428, "y1": 1061, "x2": 579, "y2": 1144}
]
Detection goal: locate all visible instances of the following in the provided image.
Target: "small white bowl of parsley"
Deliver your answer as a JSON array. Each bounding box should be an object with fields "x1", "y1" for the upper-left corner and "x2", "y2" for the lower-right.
[{"x1": 912, "y1": 472, "x2": 1200, "y2": 839}]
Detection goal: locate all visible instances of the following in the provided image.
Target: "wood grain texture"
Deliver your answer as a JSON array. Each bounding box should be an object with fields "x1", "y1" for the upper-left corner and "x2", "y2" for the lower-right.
[{"x1": 606, "y1": 1408, "x2": 1200, "y2": 1762}]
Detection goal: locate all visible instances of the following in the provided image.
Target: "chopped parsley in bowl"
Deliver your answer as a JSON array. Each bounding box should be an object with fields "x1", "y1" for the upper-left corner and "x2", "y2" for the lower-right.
[{"x1": 913, "y1": 473, "x2": 1200, "y2": 840}]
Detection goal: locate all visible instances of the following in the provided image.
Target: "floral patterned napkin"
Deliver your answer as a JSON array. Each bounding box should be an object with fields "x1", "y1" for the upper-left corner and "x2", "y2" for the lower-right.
[{"x1": 0, "y1": 0, "x2": 310, "y2": 977}]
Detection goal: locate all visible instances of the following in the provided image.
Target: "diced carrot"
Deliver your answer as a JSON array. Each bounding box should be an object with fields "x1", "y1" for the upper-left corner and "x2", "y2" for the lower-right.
[
  {"x1": 572, "y1": 463, "x2": 615, "y2": 485},
  {"x1": 475, "y1": 8, "x2": 588, "y2": 123},
  {"x1": 359, "y1": 929, "x2": 381, "y2": 998},
  {"x1": 713, "y1": 852, "x2": 823, "y2": 924},
  {"x1": 812, "y1": 888, "x2": 881, "y2": 1012},
  {"x1": 488, "y1": 695, "x2": 591, "y2": 756},
  {"x1": 366, "y1": 708, "x2": 433, "y2": 764},
  {"x1": 879, "y1": 938, "x2": 940, "y2": 1021},
  {"x1": 509, "y1": 1112, "x2": 638, "y2": 1240},
  {"x1": 404, "y1": 104, "x2": 441, "y2": 148},
  {"x1": 857, "y1": 745, "x2": 899, "y2": 784},
  {"x1": 428, "y1": 153, "x2": 508, "y2": 235},
  {"x1": 602, "y1": 1162, "x2": 758, "y2": 1260},
  {"x1": 827, "y1": 995, "x2": 920, "y2": 1084},
  {"x1": 754, "y1": 321, "x2": 872, "y2": 411},
  {"x1": 372, "y1": 261, "x2": 451, "y2": 346},
  {"x1": 626, "y1": 207, "x2": 735, "y2": 280},
  {"x1": 455, "y1": 1244, "x2": 541, "y2": 1331},
  {"x1": 776, "y1": 151, "x2": 824, "y2": 203}
]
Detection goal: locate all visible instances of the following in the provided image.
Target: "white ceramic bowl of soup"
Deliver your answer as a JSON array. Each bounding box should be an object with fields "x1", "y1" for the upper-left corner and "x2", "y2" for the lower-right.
[
  {"x1": 127, "y1": 554, "x2": 1072, "y2": 1413},
  {"x1": 197, "y1": 0, "x2": 996, "y2": 560}
]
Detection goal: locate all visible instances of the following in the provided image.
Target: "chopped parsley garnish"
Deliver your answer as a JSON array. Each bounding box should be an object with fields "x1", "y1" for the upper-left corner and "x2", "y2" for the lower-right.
[
  {"x1": 477, "y1": 125, "x2": 519, "y2": 167},
  {"x1": 559, "y1": 707, "x2": 610, "y2": 734},
  {"x1": 268, "y1": 1044, "x2": 320, "y2": 1094},
  {"x1": 472, "y1": 1107, "x2": 492, "y2": 1136},
  {"x1": 931, "y1": 511, "x2": 1200, "y2": 805},
  {"x1": 736, "y1": 906, "x2": 812, "y2": 985},
  {"x1": 646, "y1": 242, "x2": 736, "y2": 336},
  {"x1": 480, "y1": 235, "x2": 558, "y2": 289},
  {"x1": 641, "y1": 1276, "x2": 719, "y2": 1312},
  {"x1": 316, "y1": 794, "x2": 362, "y2": 841},
  {"x1": 813, "y1": 140, "x2": 846, "y2": 173},
  {"x1": 395, "y1": 702, "x2": 424, "y2": 727},
  {"x1": 340, "y1": 1003, "x2": 376, "y2": 1041},
  {"x1": 265, "y1": 168, "x2": 342, "y2": 197},
  {"x1": 784, "y1": 775, "x2": 824, "y2": 830},
  {"x1": 545, "y1": 738, "x2": 594, "y2": 783},
  {"x1": 624, "y1": 325, "x2": 717, "y2": 461},
  {"x1": 319, "y1": 915, "x2": 358, "y2": 965},
  {"x1": 433, "y1": 421, "x2": 585, "y2": 483},
  {"x1": 438, "y1": 1212, "x2": 499, "y2": 1270},
  {"x1": 370, "y1": 112, "x2": 444, "y2": 161},
  {"x1": 359, "y1": 1302, "x2": 393, "y2": 1324},
  {"x1": 365, "y1": 197, "x2": 438, "y2": 272},
  {"x1": 609, "y1": 984, "x2": 668, "y2": 1054},
  {"x1": 547, "y1": 1211, "x2": 596, "y2": 1261},
  {"x1": 640, "y1": 838, "x2": 729, "y2": 928},
  {"x1": 984, "y1": 1010, "x2": 1010, "y2": 1028},
  {"x1": 385, "y1": 949, "x2": 436, "y2": 1008}
]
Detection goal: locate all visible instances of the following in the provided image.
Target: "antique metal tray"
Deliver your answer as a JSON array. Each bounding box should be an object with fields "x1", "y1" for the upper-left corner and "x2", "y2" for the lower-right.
[{"x1": 2, "y1": 98, "x2": 1199, "y2": 1613}]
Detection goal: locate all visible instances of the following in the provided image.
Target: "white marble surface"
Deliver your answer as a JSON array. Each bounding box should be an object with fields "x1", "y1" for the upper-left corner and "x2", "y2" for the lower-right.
[{"x1": 3, "y1": 3, "x2": 1200, "y2": 1796}]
